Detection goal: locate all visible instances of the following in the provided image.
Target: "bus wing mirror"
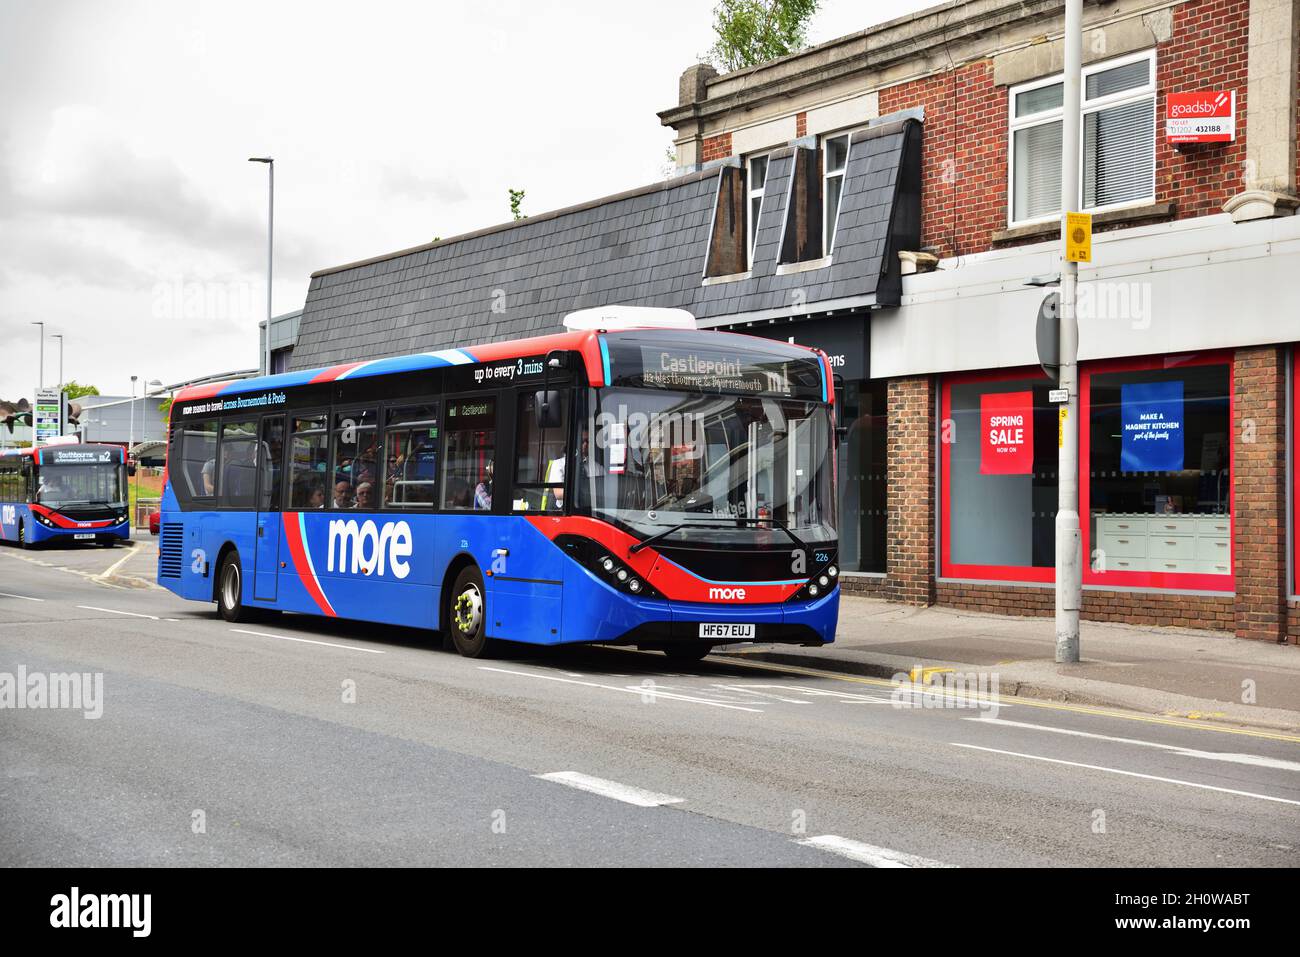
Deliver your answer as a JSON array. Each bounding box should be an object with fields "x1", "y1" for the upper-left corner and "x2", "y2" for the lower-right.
[{"x1": 535, "y1": 390, "x2": 564, "y2": 430}]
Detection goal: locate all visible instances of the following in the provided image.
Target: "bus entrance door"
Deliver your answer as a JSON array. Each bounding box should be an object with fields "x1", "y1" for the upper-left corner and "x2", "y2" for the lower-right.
[{"x1": 254, "y1": 415, "x2": 285, "y2": 602}]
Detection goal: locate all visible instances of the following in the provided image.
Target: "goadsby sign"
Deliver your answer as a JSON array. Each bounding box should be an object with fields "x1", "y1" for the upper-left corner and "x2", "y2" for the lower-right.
[
  {"x1": 980, "y1": 391, "x2": 1033, "y2": 475},
  {"x1": 1166, "y1": 91, "x2": 1235, "y2": 144}
]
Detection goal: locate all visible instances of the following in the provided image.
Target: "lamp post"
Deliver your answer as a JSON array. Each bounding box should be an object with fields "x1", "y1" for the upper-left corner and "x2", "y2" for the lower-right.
[
  {"x1": 31, "y1": 321, "x2": 44, "y2": 389},
  {"x1": 51, "y1": 334, "x2": 64, "y2": 389},
  {"x1": 249, "y1": 157, "x2": 274, "y2": 377},
  {"x1": 1055, "y1": 0, "x2": 1083, "y2": 664}
]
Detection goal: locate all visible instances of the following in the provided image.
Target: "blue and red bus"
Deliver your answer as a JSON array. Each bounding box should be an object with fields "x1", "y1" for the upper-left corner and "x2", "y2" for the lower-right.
[
  {"x1": 0, "y1": 444, "x2": 131, "y2": 547},
  {"x1": 156, "y1": 319, "x2": 840, "y2": 660}
]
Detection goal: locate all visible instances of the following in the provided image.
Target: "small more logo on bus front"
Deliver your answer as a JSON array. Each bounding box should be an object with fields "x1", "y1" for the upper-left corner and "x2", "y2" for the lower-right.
[
  {"x1": 1, "y1": 505, "x2": 15, "y2": 525},
  {"x1": 708, "y1": 586, "x2": 746, "y2": 600},
  {"x1": 327, "y1": 519, "x2": 413, "y2": 578}
]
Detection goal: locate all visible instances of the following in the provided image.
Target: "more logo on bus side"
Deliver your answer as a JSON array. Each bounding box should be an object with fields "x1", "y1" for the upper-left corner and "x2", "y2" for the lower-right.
[
  {"x1": 327, "y1": 519, "x2": 413, "y2": 579},
  {"x1": 1, "y1": 505, "x2": 15, "y2": 525}
]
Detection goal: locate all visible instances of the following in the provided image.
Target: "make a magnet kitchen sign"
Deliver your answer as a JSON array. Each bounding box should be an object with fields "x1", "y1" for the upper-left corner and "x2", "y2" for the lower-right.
[
  {"x1": 1121, "y1": 380, "x2": 1184, "y2": 472},
  {"x1": 980, "y1": 390, "x2": 1034, "y2": 475}
]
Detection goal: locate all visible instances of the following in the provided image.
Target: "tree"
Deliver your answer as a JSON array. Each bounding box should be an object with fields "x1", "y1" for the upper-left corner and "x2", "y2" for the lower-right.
[
  {"x1": 508, "y1": 188, "x2": 526, "y2": 221},
  {"x1": 157, "y1": 396, "x2": 174, "y2": 419},
  {"x1": 708, "y1": 0, "x2": 819, "y2": 73},
  {"x1": 62, "y1": 381, "x2": 100, "y2": 400}
]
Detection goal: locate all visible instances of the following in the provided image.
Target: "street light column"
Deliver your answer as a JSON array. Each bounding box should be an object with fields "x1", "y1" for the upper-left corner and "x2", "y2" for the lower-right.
[
  {"x1": 31, "y1": 321, "x2": 44, "y2": 390},
  {"x1": 249, "y1": 157, "x2": 274, "y2": 377},
  {"x1": 1055, "y1": 0, "x2": 1084, "y2": 663}
]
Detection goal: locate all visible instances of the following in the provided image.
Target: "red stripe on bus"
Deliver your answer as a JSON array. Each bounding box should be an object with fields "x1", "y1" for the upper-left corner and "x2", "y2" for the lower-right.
[
  {"x1": 525, "y1": 515, "x2": 801, "y2": 603},
  {"x1": 282, "y1": 514, "x2": 337, "y2": 617}
]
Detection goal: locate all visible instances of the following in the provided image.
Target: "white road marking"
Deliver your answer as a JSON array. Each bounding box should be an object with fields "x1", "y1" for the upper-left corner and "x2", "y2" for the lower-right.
[
  {"x1": 231, "y1": 628, "x2": 386, "y2": 655},
  {"x1": 77, "y1": 605, "x2": 161, "y2": 620},
  {"x1": 797, "y1": 835, "x2": 952, "y2": 868},
  {"x1": 480, "y1": 665, "x2": 764, "y2": 712},
  {"x1": 0, "y1": 591, "x2": 44, "y2": 602},
  {"x1": 968, "y1": 716, "x2": 1300, "y2": 772},
  {"x1": 97, "y1": 548, "x2": 138, "y2": 581},
  {"x1": 534, "y1": 771, "x2": 685, "y2": 808},
  {"x1": 952, "y1": 743, "x2": 1300, "y2": 807}
]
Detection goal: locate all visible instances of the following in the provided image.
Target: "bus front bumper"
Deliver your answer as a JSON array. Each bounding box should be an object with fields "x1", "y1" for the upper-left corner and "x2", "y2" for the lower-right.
[{"x1": 601, "y1": 587, "x2": 840, "y2": 649}]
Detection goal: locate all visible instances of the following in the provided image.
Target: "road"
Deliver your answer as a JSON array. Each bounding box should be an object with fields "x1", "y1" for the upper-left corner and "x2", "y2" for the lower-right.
[{"x1": 2, "y1": 539, "x2": 1297, "y2": 867}]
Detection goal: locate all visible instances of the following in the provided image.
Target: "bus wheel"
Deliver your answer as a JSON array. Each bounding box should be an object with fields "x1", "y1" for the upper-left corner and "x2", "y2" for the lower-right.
[
  {"x1": 17, "y1": 521, "x2": 27, "y2": 549},
  {"x1": 216, "y1": 552, "x2": 246, "y2": 623},
  {"x1": 448, "y1": 565, "x2": 494, "y2": 658},
  {"x1": 663, "y1": 644, "x2": 711, "y2": 663}
]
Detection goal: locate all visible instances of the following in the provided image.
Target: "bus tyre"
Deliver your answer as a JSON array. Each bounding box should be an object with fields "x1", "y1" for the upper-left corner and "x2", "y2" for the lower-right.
[
  {"x1": 663, "y1": 644, "x2": 711, "y2": 663},
  {"x1": 216, "y1": 552, "x2": 246, "y2": 623},
  {"x1": 17, "y1": 521, "x2": 27, "y2": 549},
  {"x1": 448, "y1": 565, "x2": 494, "y2": 658}
]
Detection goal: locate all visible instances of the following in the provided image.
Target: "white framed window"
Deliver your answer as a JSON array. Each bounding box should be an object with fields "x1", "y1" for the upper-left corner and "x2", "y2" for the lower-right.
[
  {"x1": 746, "y1": 153, "x2": 769, "y2": 262},
  {"x1": 1008, "y1": 49, "x2": 1156, "y2": 227},
  {"x1": 822, "y1": 132, "x2": 851, "y2": 253}
]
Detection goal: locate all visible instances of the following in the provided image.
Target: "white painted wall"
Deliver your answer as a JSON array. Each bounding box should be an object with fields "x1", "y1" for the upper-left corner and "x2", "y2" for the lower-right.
[{"x1": 872, "y1": 212, "x2": 1300, "y2": 379}]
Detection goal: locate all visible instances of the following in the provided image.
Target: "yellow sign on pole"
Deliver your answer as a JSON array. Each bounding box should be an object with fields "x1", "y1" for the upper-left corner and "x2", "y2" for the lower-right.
[
  {"x1": 1065, "y1": 211, "x2": 1092, "y2": 262},
  {"x1": 1058, "y1": 406, "x2": 1068, "y2": 447}
]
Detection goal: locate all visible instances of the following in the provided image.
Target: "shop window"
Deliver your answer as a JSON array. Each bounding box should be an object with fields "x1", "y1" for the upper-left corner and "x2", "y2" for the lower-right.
[
  {"x1": 837, "y1": 379, "x2": 887, "y2": 574},
  {"x1": 1009, "y1": 50, "x2": 1156, "y2": 226},
  {"x1": 1083, "y1": 357, "x2": 1232, "y2": 589},
  {"x1": 941, "y1": 373, "x2": 1058, "y2": 581},
  {"x1": 442, "y1": 397, "x2": 496, "y2": 510}
]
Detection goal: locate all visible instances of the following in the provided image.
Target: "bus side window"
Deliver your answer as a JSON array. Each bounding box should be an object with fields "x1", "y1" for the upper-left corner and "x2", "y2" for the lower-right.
[
  {"x1": 384, "y1": 403, "x2": 439, "y2": 509},
  {"x1": 441, "y1": 397, "x2": 495, "y2": 511},
  {"x1": 258, "y1": 417, "x2": 285, "y2": 511},
  {"x1": 288, "y1": 415, "x2": 328, "y2": 509},
  {"x1": 218, "y1": 421, "x2": 259, "y2": 509},
  {"x1": 177, "y1": 420, "x2": 218, "y2": 505},
  {"x1": 512, "y1": 389, "x2": 569, "y2": 512},
  {"x1": 330, "y1": 409, "x2": 378, "y2": 509}
]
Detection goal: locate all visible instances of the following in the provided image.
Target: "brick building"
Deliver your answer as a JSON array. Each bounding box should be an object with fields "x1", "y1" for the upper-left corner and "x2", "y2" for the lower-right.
[
  {"x1": 291, "y1": 0, "x2": 1300, "y2": 643},
  {"x1": 658, "y1": 0, "x2": 1300, "y2": 643}
]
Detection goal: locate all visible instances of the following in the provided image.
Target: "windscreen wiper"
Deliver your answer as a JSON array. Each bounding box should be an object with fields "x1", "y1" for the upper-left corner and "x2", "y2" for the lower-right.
[
  {"x1": 628, "y1": 516, "x2": 807, "y2": 554},
  {"x1": 628, "y1": 520, "x2": 735, "y2": 554}
]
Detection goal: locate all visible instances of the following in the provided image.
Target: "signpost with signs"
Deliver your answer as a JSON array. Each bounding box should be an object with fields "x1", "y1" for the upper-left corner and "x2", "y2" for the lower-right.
[
  {"x1": 1166, "y1": 91, "x2": 1235, "y2": 144},
  {"x1": 33, "y1": 387, "x2": 62, "y2": 446}
]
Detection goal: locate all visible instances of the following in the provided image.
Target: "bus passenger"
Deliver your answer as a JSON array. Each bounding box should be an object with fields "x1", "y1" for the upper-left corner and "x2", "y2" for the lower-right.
[
  {"x1": 332, "y1": 480, "x2": 354, "y2": 509},
  {"x1": 473, "y1": 462, "x2": 493, "y2": 510},
  {"x1": 306, "y1": 481, "x2": 325, "y2": 509},
  {"x1": 355, "y1": 482, "x2": 375, "y2": 510}
]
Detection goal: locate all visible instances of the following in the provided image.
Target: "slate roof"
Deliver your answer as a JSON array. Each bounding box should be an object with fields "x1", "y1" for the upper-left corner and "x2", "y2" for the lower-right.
[{"x1": 291, "y1": 114, "x2": 921, "y2": 371}]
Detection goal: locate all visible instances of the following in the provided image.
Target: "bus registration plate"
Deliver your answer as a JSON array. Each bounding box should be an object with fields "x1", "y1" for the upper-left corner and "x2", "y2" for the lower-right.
[
  {"x1": 699, "y1": 623, "x2": 754, "y2": 639},
  {"x1": 74, "y1": 534, "x2": 96, "y2": 540}
]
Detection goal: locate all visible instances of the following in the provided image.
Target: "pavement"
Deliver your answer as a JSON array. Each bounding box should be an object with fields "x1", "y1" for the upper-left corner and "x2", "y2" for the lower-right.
[
  {"x1": 2, "y1": 536, "x2": 1298, "y2": 867},
  {"x1": 716, "y1": 595, "x2": 1300, "y2": 733}
]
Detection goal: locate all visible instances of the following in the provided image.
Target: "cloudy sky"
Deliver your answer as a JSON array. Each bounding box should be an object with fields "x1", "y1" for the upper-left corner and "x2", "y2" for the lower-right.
[{"x1": 0, "y1": 0, "x2": 935, "y2": 401}]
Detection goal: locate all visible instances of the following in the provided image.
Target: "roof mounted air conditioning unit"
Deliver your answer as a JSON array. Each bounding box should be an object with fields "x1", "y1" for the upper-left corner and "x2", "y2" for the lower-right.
[{"x1": 562, "y1": 305, "x2": 697, "y2": 332}]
